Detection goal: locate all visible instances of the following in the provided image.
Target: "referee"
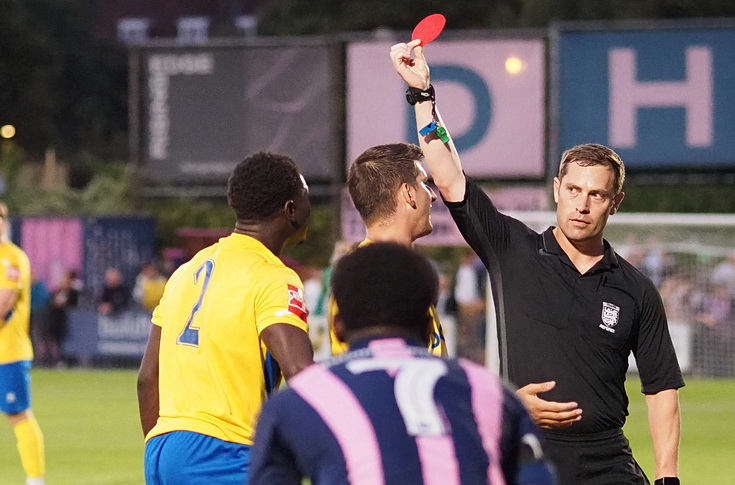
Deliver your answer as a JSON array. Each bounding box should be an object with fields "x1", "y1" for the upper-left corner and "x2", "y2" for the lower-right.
[{"x1": 391, "y1": 40, "x2": 684, "y2": 485}]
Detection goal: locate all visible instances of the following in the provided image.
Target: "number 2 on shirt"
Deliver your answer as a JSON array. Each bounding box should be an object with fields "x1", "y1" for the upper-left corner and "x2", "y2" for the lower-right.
[{"x1": 177, "y1": 259, "x2": 214, "y2": 347}]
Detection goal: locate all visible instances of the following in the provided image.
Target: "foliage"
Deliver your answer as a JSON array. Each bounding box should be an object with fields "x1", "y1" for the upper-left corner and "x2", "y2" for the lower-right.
[
  {"x1": 0, "y1": 0, "x2": 128, "y2": 161},
  {"x1": 256, "y1": 0, "x2": 735, "y2": 35},
  {"x1": 623, "y1": 181, "x2": 735, "y2": 213},
  {"x1": 0, "y1": 144, "x2": 133, "y2": 215}
]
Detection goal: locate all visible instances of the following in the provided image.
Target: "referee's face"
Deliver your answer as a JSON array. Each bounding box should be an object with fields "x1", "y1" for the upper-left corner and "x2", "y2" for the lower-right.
[{"x1": 553, "y1": 162, "x2": 623, "y2": 246}]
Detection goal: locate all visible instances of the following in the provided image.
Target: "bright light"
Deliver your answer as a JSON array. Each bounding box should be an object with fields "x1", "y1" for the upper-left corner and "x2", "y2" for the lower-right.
[
  {"x1": 504, "y1": 56, "x2": 525, "y2": 75},
  {"x1": 0, "y1": 125, "x2": 15, "y2": 139}
]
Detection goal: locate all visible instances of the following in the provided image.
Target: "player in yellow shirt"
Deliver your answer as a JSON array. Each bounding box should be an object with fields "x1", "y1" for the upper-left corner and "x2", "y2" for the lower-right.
[
  {"x1": 0, "y1": 202, "x2": 46, "y2": 485},
  {"x1": 137, "y1": 152, "x2": 314, "y2": 484},
  {"x1": 329, "y1": 143, "x2": 447, "y2": 357}
]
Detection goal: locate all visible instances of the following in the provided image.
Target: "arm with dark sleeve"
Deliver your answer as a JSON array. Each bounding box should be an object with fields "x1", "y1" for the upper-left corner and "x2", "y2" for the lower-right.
[
  {"x1": 633, "y1": 282, "x2": 684, "y2": 480},
  {"x1": 137, "y1": 323, "x2": 161, "y2": 437},
  {"x1": 249, "y1": 398, "x2": 303, "y2": 485},
  {"x1": 499, "y1": 387, "x2": 557, "y2": 485},
  {"x1": 444, "y1": 179, "x2": 517, "y2": 269}
]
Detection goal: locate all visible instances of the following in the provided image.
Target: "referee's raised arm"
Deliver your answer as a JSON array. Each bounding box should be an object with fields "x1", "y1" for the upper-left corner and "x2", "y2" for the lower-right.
[{"x1": 390, "y1": 41, "x2": 466, "y2": 203}]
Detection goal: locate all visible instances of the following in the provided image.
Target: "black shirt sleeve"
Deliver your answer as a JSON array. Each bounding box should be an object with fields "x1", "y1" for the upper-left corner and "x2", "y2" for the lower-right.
[
  {"x1": 632, "y1": 278, "x2": 685, "y2": 394},
  {"x1": 443, "y1": 177, "x2": 515, "y2": 269}
]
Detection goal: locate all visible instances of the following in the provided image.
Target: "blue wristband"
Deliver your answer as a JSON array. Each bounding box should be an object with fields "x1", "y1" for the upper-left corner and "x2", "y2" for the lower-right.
[{"x1": 419, "y1": 121, "x2": 438, "y2": 136}]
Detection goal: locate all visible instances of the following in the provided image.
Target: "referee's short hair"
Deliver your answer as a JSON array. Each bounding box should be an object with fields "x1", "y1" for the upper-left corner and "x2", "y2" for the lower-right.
[
  {"x1": 331, "y1": 242, "x2": 438, "y2": 340},
  {"x1": 559, "y1": 143, "x2": 626, "y2": 194}
]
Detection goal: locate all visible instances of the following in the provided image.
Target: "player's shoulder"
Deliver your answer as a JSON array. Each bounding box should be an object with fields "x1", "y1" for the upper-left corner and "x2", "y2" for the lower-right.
[
  {"x1": 0, "y1": 240, "x2": 28, "y2": 260},
  {"x1": 0, "y1": 241, "x2": 30, "y2": 274}
]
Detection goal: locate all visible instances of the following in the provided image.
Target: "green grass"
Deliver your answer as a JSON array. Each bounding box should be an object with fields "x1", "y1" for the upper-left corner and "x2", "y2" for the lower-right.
[
  {"x1": 624, "y1": 377, "x2": 735, "y2": 482},
  {"x1": 0, "y1": 370, "x2": 733, "y2": 483},
  {"x1": 0, "y1": 369, "x2": 144, "y2": 485}
]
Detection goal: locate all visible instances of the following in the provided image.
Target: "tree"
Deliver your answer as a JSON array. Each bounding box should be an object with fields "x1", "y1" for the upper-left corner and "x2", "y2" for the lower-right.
[{"x1": 0, "y1": 0, "x2": 128, "y2": 161}]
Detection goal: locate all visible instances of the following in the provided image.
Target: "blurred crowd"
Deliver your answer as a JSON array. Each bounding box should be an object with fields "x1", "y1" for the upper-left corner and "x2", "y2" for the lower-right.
[{"x1": 27, "y1": 237, "x2": 735, "y2": 376}]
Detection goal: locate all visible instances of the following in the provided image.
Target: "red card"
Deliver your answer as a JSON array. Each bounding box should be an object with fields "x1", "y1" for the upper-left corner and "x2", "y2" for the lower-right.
[{"x1": 411, "y1": 14, "x2": 446, "y2": 46}]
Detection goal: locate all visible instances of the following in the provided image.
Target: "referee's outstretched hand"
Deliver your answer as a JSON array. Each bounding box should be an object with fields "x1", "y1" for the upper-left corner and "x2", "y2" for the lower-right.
[{"x1": 516, "y1": 381, "x2": 583, "y2": 429}]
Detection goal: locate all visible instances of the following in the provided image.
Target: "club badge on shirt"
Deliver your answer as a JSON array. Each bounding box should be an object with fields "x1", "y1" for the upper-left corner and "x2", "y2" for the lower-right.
[
  {"x1": 287, "y1": 284, "x2": 308, "y2": 322},
  {"x1": 599, "y1": 301, "x2": 620, "y2": 333}
]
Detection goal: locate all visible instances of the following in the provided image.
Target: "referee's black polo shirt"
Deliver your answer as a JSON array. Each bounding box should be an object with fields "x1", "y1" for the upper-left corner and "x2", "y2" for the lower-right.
[{"x1": 445, "y1": 178, "x2": 684, "y2": 435}]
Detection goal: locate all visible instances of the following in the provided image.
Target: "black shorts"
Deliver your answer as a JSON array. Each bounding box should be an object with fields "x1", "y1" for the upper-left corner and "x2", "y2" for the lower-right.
[{"x1": 543, "y1": 429, "x2": 649, "y2": 485}]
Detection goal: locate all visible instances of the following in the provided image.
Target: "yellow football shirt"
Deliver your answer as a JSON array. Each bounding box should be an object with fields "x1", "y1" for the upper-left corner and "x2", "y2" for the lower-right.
[
  {"x1": 146, "y1": 233, "x2": 309, "y2": 445},
  {"x1": 328, "y1": 239, "x2": 447, "y2": 357},
  {"x1": 0, "y1": 241, "x2": 32, "y2": 364}
]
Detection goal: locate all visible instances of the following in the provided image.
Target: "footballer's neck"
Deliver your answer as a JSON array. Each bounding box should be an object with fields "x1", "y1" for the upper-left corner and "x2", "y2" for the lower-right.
[{"x1": 233, "y1": 221, "x2": 287, "y2": 256}]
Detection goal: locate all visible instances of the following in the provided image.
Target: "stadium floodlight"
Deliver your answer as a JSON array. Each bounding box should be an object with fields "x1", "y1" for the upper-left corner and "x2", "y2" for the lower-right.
[{"x1": 0, "y1": 124, "x2": 16, "y2": 139}]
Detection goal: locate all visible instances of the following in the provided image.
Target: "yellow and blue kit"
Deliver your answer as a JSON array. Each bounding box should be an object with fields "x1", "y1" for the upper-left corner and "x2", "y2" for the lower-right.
[
  {"x1": 0, "y1": 240, "x2": 32, "y2": 365},
  {"x1": 146, "y1": 233, "x2": 309, "y2": 446}
]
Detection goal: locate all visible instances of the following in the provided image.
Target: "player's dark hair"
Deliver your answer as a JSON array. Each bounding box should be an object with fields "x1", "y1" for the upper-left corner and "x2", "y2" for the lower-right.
[
  {"x1": 227, "y1": 152, "x2": 305, "y2": 221},
  {"x1": 348, "y1": 143, "x2": 423, "y2": 226},
  {"x1": 331, "y1": 242, "x2": 438, "y2": 339},
  {"x1": 559, "y1": 143, "x2": 626, "y2": 194}
]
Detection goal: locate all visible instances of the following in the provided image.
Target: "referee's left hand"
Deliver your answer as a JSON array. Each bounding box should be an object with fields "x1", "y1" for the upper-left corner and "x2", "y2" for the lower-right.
[{"x1": 516, "y1": 381, "x2": 583, "y2": 429}]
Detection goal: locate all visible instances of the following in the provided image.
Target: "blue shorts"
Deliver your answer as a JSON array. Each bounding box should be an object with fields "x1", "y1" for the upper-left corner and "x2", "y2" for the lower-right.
[
  {"x1": 144, "y1": 431, "x2": 251, "y2": 485},
  {"x1": 0, "y1": 360, "x2": 32, "y2": 415}
]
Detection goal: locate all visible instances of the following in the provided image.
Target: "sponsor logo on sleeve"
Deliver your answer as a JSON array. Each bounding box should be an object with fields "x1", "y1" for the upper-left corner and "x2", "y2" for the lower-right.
[
  {"x1": 1, "y1": 258, "x2": 19, "y2": 281},
  {"x1": 599, "y1": 302, "x2": 620, "y2": 333},
  {"x1": 286, "y1": 284, "x2": 308, "y2": 321}
]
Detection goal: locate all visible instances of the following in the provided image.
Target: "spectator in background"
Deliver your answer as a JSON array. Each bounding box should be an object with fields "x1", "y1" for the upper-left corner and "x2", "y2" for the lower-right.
[
  {"x1": 97, "y1": 268, "x2": 129, "y2": 315},
  {"x1": 132, "y1": 262, "x2": 167, "y2": 313},
  {"x1": 452, "y1": 250, "x2": 487, "y2": 363},
  {"x1": 312, "y1": 240, "x2": 355, "y2": 317},
  {"x1": 641, "y1": 236, "x2": 675, "y2": 287},
  {"x1": 29, "y1": 274, "x2": 51, "y2": 355},
  {"x1": 710, "y1": 250, "x2": 735, "y2": 298},
  {"x1": 0, "y1": 201, "x2": 46, "y2": 484},
  {"x1": 250, "y1": 243, "x2": 557, "y2": 485},
  {"x1": 692, "y1": 283, "x2": 734, "y2": 377},
  {"x1": 44, "y1": 271, "x2": 80, "y2": 367}
]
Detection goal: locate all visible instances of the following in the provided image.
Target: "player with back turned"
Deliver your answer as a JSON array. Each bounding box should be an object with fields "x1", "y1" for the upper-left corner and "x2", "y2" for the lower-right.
[
  {"x1": 390, "y1": 39, "x2": 683, "y2": 485},
  {"x1": 137, "y1": 152, "x2": 314, "y2": 484},
  {"x1": 250, "y1": 242, "x2": 557, "y2": 485}
]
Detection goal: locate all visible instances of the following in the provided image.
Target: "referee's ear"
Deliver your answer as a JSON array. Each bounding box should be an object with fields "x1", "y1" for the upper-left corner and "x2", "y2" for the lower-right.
[{"x1": 610, "y1": 191, "x2": 625, "y2": 215}]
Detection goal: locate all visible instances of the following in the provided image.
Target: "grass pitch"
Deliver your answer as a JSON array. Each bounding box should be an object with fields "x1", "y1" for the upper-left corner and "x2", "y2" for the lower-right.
[{"x1": 0, "y1": 369, "x2": 733, "y2": 484}]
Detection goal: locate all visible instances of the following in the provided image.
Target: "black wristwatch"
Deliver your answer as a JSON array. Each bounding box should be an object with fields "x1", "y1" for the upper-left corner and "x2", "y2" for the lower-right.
[
  {"x1": 655, "y1": 478, "x2": 680, "y2": 485},
  {"x1": 405, "y1": 85, "x2": 435, "y2": 105}
]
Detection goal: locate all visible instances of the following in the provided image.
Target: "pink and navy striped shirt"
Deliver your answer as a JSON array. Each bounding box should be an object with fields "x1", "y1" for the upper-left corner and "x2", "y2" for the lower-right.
[{"x1": 250, "y1": 337, "x2": 556, "y2": 485}]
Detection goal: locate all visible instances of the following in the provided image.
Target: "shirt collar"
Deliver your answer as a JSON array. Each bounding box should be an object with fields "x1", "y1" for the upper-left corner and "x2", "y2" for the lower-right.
[
  {"x1": 348, "y1": 336, "x2": 425, "y2": 351},
  {"x1": 540, "y1": 226, "x2": 619, "y2": 271}
]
